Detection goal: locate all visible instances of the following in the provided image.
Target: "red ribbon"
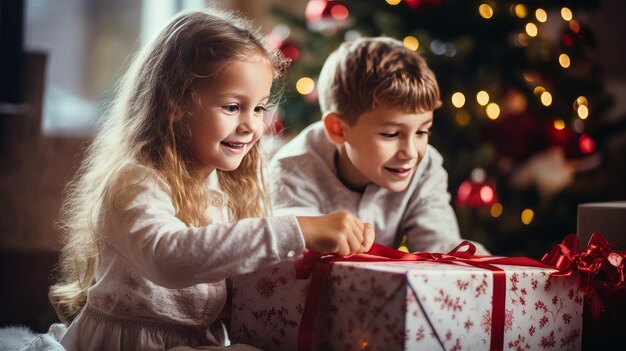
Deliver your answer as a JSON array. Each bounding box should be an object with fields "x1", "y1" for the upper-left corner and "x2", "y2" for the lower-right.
[
  {"x1": 295, "y1": 242, "x2": 553, "y2": 351},
  {"x1": 541, "y1": 232, "x2": 625, "y2": 294}
]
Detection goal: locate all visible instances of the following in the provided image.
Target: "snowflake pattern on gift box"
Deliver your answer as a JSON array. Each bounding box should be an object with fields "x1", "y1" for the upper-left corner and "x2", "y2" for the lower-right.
[{"x1": 507, "y1": 334, "x2": 530, "y2": 351}]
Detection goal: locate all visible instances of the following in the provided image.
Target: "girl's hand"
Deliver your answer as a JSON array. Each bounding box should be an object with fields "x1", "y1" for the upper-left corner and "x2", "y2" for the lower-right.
[{"x1": 296, "y1": 210, "x2": 375, "y2": 256}]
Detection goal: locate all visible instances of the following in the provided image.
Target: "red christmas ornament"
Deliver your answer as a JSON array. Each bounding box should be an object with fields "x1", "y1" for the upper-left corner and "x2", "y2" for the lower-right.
[
  {"x1": 305, "y1": 0, "x2": 350, "y2": 33},
  {"x1": 277, "y1": 40, "x2": 300, "y2": 62},
  {"x1": 267, "y1": 26, "x2": 300, "y2": 63},
  {"x1": 456, "y1": 169, "x2": 498, "y2": 209}
]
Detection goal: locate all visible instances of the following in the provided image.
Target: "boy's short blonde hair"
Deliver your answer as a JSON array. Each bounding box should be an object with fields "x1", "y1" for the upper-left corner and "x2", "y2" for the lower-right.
[{"x1": 317, "y1": 37, "x2": 441, "y2": 125}]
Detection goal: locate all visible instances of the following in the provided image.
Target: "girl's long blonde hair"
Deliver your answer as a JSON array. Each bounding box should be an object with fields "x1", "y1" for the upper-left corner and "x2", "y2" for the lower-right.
[{"x1": 49, "y1": 7, "x2": 289, "y2": 324}]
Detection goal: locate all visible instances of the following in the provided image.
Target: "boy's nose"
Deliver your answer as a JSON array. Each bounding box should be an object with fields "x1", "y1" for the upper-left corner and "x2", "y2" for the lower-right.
[{"x1": 398, "y1": 138, "x2": 418, "y2": 159}]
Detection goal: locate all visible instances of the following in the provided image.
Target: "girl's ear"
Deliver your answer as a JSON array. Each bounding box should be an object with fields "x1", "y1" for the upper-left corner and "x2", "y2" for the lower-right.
[{"x1": 322, "y1": 112, "x2": 348, "y2": 145}]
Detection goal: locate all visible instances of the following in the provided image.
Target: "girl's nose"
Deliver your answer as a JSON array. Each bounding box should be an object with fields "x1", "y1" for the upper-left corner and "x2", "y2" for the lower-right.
[{"x1": 237, "y1": 110, "x2": 257, "y2": 134}]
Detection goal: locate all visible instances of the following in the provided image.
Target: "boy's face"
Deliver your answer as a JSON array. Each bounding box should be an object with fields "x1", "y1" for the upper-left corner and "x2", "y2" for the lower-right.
[{"x1": 335, "y1": 104, "x2": 433, "y2": 192}]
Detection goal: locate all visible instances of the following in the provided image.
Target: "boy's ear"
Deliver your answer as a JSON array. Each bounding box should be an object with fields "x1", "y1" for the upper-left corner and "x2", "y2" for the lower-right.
[{"x1": 322, "y1": 112, "x2": 348, "y2": 145}]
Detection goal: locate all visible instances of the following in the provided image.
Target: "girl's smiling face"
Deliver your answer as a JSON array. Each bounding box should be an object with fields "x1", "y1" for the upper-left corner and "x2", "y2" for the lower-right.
[{"x1": 187, "y1": 55, "x2": 274, "y2": 174}]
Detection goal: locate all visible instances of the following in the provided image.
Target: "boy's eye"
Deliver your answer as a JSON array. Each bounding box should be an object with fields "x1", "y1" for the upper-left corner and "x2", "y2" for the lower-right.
[
  {"x1": 223, "y1": 104, "x2": 239, "y2": 114},
  {"x1": 380, "y1": 132, "x2": 399, "y2": 138}
]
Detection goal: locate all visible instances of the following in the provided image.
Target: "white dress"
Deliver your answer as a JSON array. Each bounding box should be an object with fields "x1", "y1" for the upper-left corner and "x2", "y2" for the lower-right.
[{"x1": 59, "y1": 165, "x2": 305, "y2": 351}]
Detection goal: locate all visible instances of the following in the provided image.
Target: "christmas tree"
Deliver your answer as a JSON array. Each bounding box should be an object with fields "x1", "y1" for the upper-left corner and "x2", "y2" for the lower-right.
[{"x1": 268, "y1": 0, "x2": 618, "y2": 257}]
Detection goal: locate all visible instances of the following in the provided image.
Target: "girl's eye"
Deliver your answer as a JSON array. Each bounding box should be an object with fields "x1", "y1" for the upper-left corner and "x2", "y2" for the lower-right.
[
  {"x1": 223, "y1": 104, "x2": 239, "y2": 114},
  {"x1": 416, "y1": 130, "x2": 431, "y2": 136},
  {"x1": 380, "y1": 132, "x2": 399, "y2": 138},
  {"x1": 254, "y1": 105, "x2": 268, "y2": 114}
]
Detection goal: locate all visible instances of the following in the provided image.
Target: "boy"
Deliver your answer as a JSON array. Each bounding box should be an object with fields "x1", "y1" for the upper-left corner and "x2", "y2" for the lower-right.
[{"x1": 271, "y1": 37, "x2": 484, "y2": 253}]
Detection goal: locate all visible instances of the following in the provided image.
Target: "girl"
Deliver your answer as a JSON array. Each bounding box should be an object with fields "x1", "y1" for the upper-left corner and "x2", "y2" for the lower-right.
[{"x1": 49, "y1": 7, "x2": 374, "y2": 350}]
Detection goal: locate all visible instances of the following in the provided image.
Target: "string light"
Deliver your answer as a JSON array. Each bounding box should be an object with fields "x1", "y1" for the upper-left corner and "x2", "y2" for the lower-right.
[
  {"x1": 553, "y1": 119, "x2": 565, "y2": 130},
  {"x1": 559, "y1": 53, "x2": 571, "y2": 68},
  {"x1": 451, "y1": 92, "x2": 466, "y2": 108},
  {"x1": 521, "y1": 209, "x2": 534, "y2": 225},
  {"x1": 486, "y1": 103, "x2": 500, "y2": 119},
  {"x1": 476, "y1": 91, "x2": 490, "y2": 106},
  {"x1": 525, "y1": 23, "x2": 538, "y2": 37},
  {"x1": 479, "y1": 4, "x2": 494, "y2": 19},
  {"x1": 540, "y1": 91, "x2": 552, "y2": 106},
  {"x1": 561, "y1": 7, "x2": 573, "y2": 21},
  {"x1": 490, "y1": 203, "x2": 503, "y2": 218},
  {"x1": 535, "y1": 8, "x2": 547, "y2": 23},
  {"x1": 296, "y1": 77, "x2": 315, "y2": 95},
  {"x1": 577, "y1": 105, "x2": 589, "y2": 119},
  {"x1": 403, "y1": 36, "x2": 419, "y2": 51},
  {"x1": 385, "y1": 0, "x2": 401, "y2": 5},
  {"x1": 514, "y1": 4, "x2": 528, "y2": 18}
]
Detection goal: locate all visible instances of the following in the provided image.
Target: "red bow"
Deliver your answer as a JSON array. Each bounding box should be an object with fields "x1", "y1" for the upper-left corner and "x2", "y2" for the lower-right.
[
  {"x1": 541, "y1": 232, "x2": 625, "y2": 294},
  {"x1": 295, "y1": 240, "x2": 478, "y2": 279}
]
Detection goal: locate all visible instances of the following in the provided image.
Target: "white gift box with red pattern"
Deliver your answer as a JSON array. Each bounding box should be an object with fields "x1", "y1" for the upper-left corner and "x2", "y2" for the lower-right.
[{"x1": 231, "y1": 257, "x2": 583, "y2": 351}]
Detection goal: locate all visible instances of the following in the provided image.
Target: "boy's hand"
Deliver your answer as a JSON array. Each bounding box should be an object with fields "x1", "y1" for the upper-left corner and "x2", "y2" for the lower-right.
[{"x1": 297, "y1": 211, "x2": 375, "y2": 256}]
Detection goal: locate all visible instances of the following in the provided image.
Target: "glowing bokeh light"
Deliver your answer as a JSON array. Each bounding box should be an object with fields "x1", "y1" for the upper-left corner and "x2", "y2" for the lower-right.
[
  {"x1": 533, "y1": 86, "x2": 546, "y2": 95},
  {"x1": 330, "y1": 4, "x2": 349, "y2": 20},
  {"x1": 579, "y1": 134, "x2": 595, "y2": 154},
  {"x1": 540, "y1": 91, "x2": 552, "y2": 106},
  {"x1": 479, "y1": 4, "x2": 494, "y2": 19},
  {"x1": 486, "y1": 103, "x2": 501, "y2": 120},
  {"x1": 514, "y1": 4, "x2": 528, "y2": 18},
  {"x1": 296, "y1": 77, "x2": 315, "y2": 95},
  {"x1": 480, "y1": 185, "x2": 494, "y2": 203},
  {"x1": 403, "y1": 36, "x2": 419, "y2": 51},
  {"x1": 490, "y1": 203, "x2": 503, "y2": 218},
  {"x1": 535, "y1": 8, "x2": 547, "y2": 23},
  {"x1": 574, "y1": 96, "x2": 588, "y2": 108},
  {"x1": 561, "y1": 7, "x2": 573, "y2": 21},
  {"x1": 553, "y1": 119, "x2": 565, "y2": 130},
  {"x1": 521, "y1": 209, "x2": 534, "y2": 225},
  {"x1": 452, "y1": 92, "x2": 466, "y2": 108},
  {"x1": 559, "y1": 53, "x2": 571, "y2": 68},
  {"x1": 476, "y1": 91, "x2": 490, "y2": 106},
  {"x1": 577, "y1": 105, "x2": 589, "y2": 119},
  {"x1": 526, "y1": 23, "x2": 538, "y2": 37}
]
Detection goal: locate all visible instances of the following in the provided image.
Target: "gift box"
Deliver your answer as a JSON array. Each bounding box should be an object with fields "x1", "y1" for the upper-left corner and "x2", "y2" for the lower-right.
[
  {"x1": 577, "y1": 201, "x2": 626, "y2": 250},
  {"x1": 231, "y1": 245, "x2": 583, "y2": 351}
]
